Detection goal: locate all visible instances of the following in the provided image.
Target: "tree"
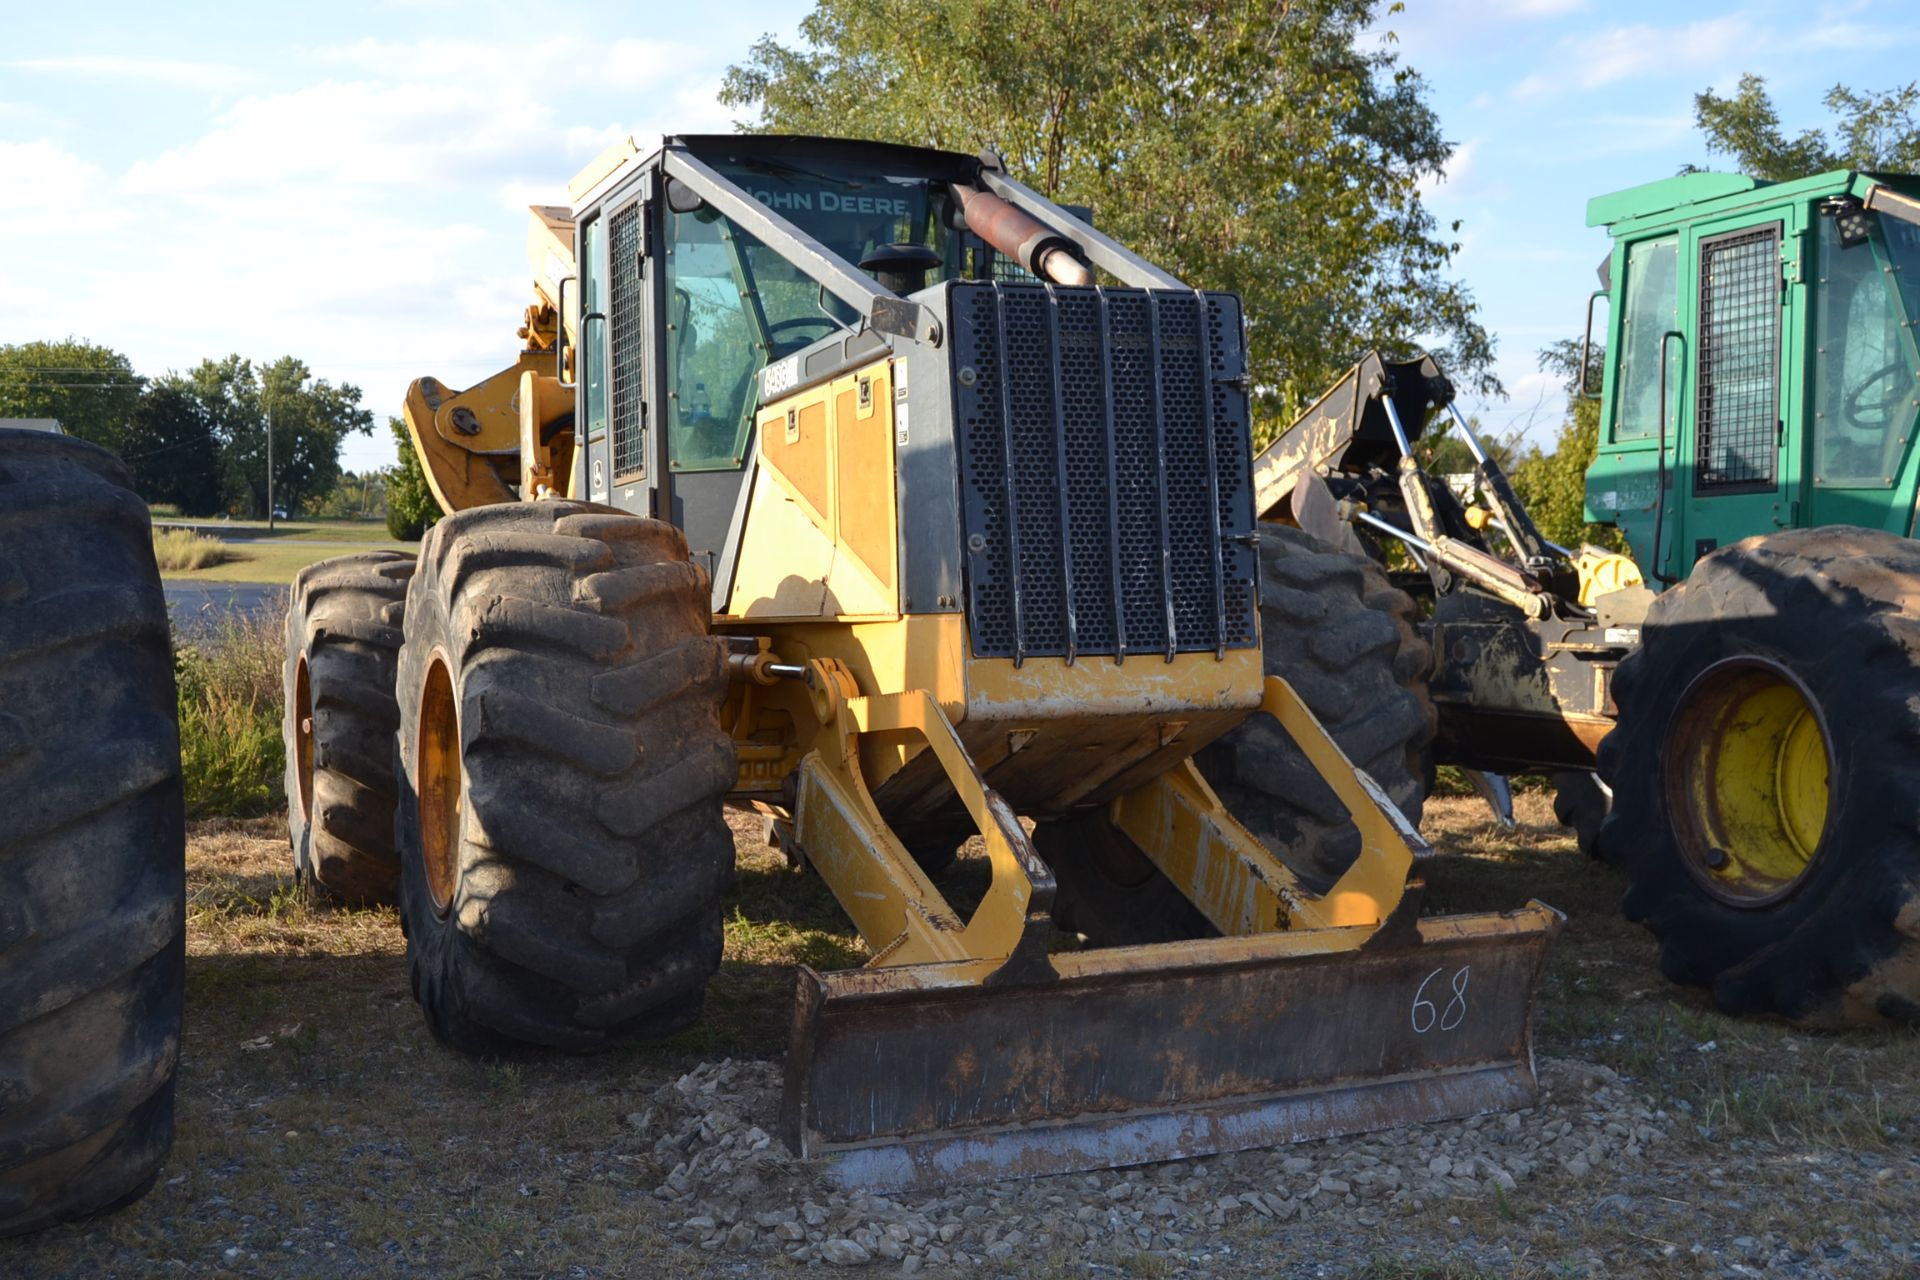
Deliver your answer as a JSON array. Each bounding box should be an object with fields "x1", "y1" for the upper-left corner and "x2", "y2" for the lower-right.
[
  {"x1": 167, "y1": 355, "x2": 373, "y2": 517},
  {"x1": 0, "y1": 339, "x2": 143, "y2": 451},
  {"x1": 385, "y1": 417, "x2": 440, "y2": 541},
  {"x1": 1509, "y1": 340, "x2": 1623, "y2": 551},
  {"x1": 720, "y1": 0, "x2": 1498, "y2": 432},
  {"x1": 1695, "y1": 74, "x2": 1920, "y2": 180},
  {"x1": 121, "y1": 385, "x2": 223, "y2": 515},
  {"x1": 310, "y1": 470, "x2": 389, "y2": 520}
]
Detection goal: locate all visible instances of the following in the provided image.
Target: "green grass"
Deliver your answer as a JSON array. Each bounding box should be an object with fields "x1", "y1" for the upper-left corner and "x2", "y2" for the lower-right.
[
  {"x1": 175, "y1": 608, "x2": 284, "y2": 817},
  {"x1": 159, "y1": 516, "x2": 411, "y2": 543},
  {"x1": 160, "y1": 542, "x2": 354, "y2": 583},
  {"x1": 153, "y1": 517, "x2": 416, "y2": 583}
]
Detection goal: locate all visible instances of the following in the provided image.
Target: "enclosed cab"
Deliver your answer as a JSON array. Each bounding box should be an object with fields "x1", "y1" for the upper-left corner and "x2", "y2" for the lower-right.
[{"x1": 1584, "y1": 170, "x2": 1920, "y2": 580}]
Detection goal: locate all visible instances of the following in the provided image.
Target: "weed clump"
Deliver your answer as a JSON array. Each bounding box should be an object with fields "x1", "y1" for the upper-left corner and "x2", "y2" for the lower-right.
[
  {"x1": 175, "y1": 606, "x2": 285, "y2": 817},
  {"x1": 154, "y1": 527, "x2": 232, "y2": 571}
]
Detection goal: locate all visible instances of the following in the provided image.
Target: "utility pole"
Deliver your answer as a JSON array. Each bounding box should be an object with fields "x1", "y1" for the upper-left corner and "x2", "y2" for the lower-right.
[{"x1": 266, "y1": 403, "x2": 275, "y2": 531}]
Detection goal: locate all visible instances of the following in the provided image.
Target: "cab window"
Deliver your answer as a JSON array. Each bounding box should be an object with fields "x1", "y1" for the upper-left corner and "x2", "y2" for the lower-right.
[
  {"x1": 1611, "y1": 236, "x2": 1680, "y2": 442},
  {"x1": 663, "y1": 160, "x2": 956, "y2": 473},
  {"x1": 1814, "y1": 211, "x2": 1920, "y2": 488}
]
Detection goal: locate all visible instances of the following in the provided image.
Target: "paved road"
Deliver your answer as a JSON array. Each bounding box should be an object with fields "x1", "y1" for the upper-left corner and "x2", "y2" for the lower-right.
[{"x1": 165, "y1": 581, "x2": 285, "y2": 635}]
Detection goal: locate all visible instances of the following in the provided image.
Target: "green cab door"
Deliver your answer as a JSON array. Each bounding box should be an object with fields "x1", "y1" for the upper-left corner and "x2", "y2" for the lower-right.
[
  {"x1": 1670, "y1": 211, "x2": 1805, "y2": 574},
  {"x1": 1805, "y1": 201, "x2": 1920, "y2": 532}
]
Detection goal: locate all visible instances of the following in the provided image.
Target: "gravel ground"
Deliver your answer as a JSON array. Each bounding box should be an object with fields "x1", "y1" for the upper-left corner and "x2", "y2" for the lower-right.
[
  {"x1": 5, "y1": 796, "x2": 1919, "y2": 1278},
  {"x1": 639, "y1": 1055, "x2": 1671, "y2": 1274}
]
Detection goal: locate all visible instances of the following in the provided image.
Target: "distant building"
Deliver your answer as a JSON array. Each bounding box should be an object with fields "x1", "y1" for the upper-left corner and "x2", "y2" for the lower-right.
[{"x1": 0, "y1": 419, "x2": 64, "y2": 434}]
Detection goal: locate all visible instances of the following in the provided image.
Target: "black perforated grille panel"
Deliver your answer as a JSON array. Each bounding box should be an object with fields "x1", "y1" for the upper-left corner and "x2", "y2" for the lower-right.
[
  {"x1": 952, "y1": 283, "x2": 1257, "y2": 661},
  {"x1": 609, "y1": 202, "x2": 647, "y2": 481},
  {"x1": 1695, "y1": 225, "x2": 1781, "y2": 493}
]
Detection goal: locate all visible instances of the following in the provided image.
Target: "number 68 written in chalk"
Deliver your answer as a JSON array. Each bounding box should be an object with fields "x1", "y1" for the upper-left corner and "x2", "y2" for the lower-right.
[{"x1": 1411, "y1": 966, "x2": 1470, "y2": 1033}]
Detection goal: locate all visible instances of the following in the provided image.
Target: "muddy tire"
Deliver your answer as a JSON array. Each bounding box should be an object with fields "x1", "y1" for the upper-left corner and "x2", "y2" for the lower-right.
[
  {"x1": 394, "y1": 503, "x2": 736, "y2": 1054},
  {"x1": 283, "y1": 552, "x2": 413, "y2": 904},
  {"x1": 1552, "y1": 771, "x2": 1609, "y2": 860},
  {"x1": 0, "y1": 432, "x2": 183, "y2": 1236},
  {"x1": 1198, "y1": 526, "x2": 1435, "y2": 883},
  {"x1": 1041, "y1": 525, "x2": 1435, "y2": 943},
  {"x1": 1596, "y1": 528, "x2": 1920, "y2": 1026}
]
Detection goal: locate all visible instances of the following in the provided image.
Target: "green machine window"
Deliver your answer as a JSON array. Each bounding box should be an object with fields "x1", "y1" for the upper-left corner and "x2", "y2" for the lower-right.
[
  {"x1": 1814, "y1": 211, "x2": 1920, "y2": 488},
  {"x1": 1611, "y1": 236, "x2": 1680, "y2": 442},
  {"x1": 664, "y1": 159, "x2": 957, "y2": 473}
]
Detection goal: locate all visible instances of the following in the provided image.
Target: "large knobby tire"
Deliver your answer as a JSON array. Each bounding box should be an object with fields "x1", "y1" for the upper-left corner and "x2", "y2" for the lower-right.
[
  {"x1": 394, "y1": 502, "x2": 736, "y2": 1054},
  {"x1": 1040, "y1": 525, "x2": 1435, "y2": 943},
  {"x1": 0, "y1": 432, "x2": 183, "y2": 1237},
  {"x1": 1596, "y1": 527, "x2": 1920, "y2": 1026},
  {"x1": 1553, "y1": 771, "x2": 1609, "y2": 861},
  {"x1": 283, "y1": 552, "x2": 413, "y2": 904}
]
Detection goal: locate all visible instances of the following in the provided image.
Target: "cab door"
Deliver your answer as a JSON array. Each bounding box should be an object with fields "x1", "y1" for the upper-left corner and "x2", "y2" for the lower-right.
[{"x1": 1672, "y1": 211, "x2": 1804, "y2": 573}]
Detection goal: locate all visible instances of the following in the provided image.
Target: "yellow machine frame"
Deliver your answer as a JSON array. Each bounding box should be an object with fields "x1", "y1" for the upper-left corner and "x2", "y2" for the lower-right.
[{"x1": 399, "y1": 164, "x2": 1561, "y2": 1191}]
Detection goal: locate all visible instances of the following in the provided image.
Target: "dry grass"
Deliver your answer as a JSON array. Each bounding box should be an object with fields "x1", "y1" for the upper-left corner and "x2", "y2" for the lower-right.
[
  {"x1": 5, "y1": 797, "x2": 1918, "y2": 1277},
  {"x1": 152, "y1": 527, "x2": 232, "y2": 571}
]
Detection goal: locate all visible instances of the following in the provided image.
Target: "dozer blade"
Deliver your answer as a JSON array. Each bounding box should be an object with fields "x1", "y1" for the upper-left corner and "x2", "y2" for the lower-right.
[
  {"x1": 783, "y1": 901, "x2": 1560, "y2": 1191},
  {"x1": 772, "y1": 665, "x2": 1561, "y2": 1191}
]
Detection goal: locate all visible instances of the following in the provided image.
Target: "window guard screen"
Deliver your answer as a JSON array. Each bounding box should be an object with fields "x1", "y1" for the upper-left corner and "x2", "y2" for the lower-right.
[
  {"x1": 609, "y1": 200, "x2": 647, "y2": 482},
  {"x1": 1694, "y1": 225, "x2": 1782, "y2": 493}
]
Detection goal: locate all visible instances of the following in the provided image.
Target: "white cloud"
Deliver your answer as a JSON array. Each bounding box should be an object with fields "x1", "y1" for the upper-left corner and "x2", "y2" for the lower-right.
[
  {"x1": 121, "y1": 79, "x2": 560, "y2": 194},
  {"x1": 0, "y1": 100, "x2": 64, "y2": 128},
  {"x1": 0, "y1": 138, "x2": 105, "y2": 204},
  {"x1": 319, "y1": 35, "x2": 693, "y2": 90},
  {"x1": 7, "y1": 55, "x2": 256, "y2": 91},
  {"x1": 0, "y1": 139, "x2": 132, "y2": 240},
  {"x1": 663, "y1": 78, "x2": 740, "y2": 136},
  {"x1": 1419, "y1": 138, "x2": 1479, "y2": 199},
  {"x1": 118, "y1": 35, "x2": 737, "y2": 202},
  {"x1": 1583, "y1": 112, "x2": 1698, "y2": 155},
  {"x1": 1804, "y1": 21, "x2": 1916, "y2": 50},
  {"x1": 1512, "y1": 17, "x2": 1760, "y2": 99},
  {"x1": 3, "y1": 14, "x2": 777, "y2": 475}
]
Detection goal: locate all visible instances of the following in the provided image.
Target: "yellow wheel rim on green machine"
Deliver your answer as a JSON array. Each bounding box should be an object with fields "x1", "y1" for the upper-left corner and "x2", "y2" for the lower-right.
[{"x1": 1665, "y1": 657, "x2": 1831, "y2": 906}]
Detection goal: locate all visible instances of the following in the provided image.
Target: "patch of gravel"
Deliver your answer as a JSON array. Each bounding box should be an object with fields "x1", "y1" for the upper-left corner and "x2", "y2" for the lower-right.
[{"x1": 634, "y1": 1056, "x2": 1670, "y2": 1271}]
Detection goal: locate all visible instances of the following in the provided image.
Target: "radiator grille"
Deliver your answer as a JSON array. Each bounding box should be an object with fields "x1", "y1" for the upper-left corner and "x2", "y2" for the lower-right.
[
  {"x1": 1695, "y1": 225, "x2": 1781, "y2": 493},
  {"x1": 609, "y1": 202, "x2": 647, "y2": 480},
  {"x1": 953, "y1": 283, "x2": 1257, "y2": 661}
]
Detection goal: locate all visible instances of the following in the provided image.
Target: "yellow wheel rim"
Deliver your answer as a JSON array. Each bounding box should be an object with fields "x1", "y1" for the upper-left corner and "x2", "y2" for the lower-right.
[
  {"x1": 417, "y1": 656, "x2": 462, "y2": 918},
  {"x1": 1665, "y1": 658, "x2": 1831, "y2": 906}
]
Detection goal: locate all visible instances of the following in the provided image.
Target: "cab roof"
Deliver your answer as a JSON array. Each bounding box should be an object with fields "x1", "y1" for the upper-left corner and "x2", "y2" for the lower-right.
[{"x1": 1587, "y1": 167, "x2": 1920, "y2": 234}]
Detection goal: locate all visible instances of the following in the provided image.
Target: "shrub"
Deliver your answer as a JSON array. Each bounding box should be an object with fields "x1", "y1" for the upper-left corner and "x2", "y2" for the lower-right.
[
  {"x1": 175, "y1": 606, "x2": 285, "y2": 818},
  {"x1": 385, "y1": 417, "x2": 439, "y2": 541},
  {"x1": 153, "y1": 527, "x2": 232, "y2": 571}
]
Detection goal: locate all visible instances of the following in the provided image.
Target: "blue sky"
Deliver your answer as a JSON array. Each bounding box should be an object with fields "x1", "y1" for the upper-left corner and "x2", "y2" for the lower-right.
[{"x1": 3, "y1": 0, "x2": 1917, "y2": 473}]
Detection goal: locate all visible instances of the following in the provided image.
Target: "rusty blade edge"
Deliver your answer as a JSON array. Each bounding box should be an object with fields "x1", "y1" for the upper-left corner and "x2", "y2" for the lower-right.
[{"x1": 814, "y1": 1062, "x2": 1537, "y2": 1193}]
